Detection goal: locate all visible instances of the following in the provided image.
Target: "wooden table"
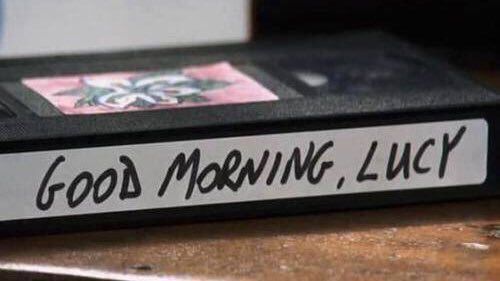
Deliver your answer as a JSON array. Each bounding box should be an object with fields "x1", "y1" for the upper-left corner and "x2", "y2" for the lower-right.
[{"x1": 0, "y1": 199, "x2": 499, "y2": 281}]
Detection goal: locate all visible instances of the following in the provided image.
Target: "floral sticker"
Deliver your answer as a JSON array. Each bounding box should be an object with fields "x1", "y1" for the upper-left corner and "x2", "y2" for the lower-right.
[{"x1": 22, "y1": 62, "x2": 278, "y2": 115}]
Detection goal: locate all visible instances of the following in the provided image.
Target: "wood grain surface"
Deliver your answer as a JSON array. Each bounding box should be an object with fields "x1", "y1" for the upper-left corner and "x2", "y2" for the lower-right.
[{"x1": 0, "y1": 199, "x2": 499, "y2": 281}]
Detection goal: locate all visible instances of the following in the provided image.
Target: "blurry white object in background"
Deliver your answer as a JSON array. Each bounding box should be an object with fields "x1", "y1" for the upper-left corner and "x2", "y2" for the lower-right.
[{"x1": 0, "y1": 0, "x2": 251, "y2": 58}]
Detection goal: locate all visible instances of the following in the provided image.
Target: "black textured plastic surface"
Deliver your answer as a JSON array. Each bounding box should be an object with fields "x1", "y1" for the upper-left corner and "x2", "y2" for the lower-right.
[{"x1": 0, "y1": 31, "x2": 496, "y2": 144}]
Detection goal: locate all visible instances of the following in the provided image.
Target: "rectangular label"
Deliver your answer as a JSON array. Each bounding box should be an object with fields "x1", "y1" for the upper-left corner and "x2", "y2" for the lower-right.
[
  {"x1": 0, "y1": 119, "x2": 488, "y2": 221},
  {"x1": 21, "y1": 62, "x2": 278, "y2": 115}
]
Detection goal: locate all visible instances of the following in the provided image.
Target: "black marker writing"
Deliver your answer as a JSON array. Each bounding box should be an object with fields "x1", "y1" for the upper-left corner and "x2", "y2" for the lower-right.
[
  {"x1": 158, "y1": 140, "x2": 334, "y2": 200},
  {"x1": 36, "y1": 156, "x2": 66, "y2": 211},
  {"x1": 357, "y1": 141, "x2": 378, "y2": 183},
  {"x1": 36, "y1": 155, "x2": 142, "y2": 210},
  {"x1": 34, "y1": 123, "x2": 471, "y2": 211},
  {"x1": 355, "y1": 126, "x2": 467, "y2": 181},
  {"x1": 386, "y1": 142, "x2": 411, "y2": 180},
  {"x1": 439, "y1": 126, "x2": 466, "y2": 178},
  {"x1": 413, "y1": 139, "x2": 435, "y2": 174}
]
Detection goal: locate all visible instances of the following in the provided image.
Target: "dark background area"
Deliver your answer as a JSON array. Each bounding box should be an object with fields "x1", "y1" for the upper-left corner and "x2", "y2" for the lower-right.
[{"x1": 253, "y1": 0, "x2": 499, "y2": 70}]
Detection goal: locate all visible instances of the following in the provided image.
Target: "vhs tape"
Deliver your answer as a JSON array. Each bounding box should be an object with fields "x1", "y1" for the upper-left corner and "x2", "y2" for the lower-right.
[{"x1": 0, "y1": 32, "x2": 498, "y2": 236}]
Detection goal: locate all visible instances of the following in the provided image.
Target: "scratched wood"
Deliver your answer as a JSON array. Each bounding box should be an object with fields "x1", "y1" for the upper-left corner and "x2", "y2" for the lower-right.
[{"x1": 0, "y1": 199, "x2": 499, "y2": 281}]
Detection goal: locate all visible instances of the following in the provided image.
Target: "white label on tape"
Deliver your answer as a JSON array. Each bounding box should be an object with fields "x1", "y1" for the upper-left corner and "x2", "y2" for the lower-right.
[{"x1": 0, "y1": 119, "x2": 488, "y2": 221}]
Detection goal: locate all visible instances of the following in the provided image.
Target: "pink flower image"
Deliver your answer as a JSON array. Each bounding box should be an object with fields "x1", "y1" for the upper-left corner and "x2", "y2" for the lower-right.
[{"x1": 22, "y1": 62, "x2": 278, "y2": 115}]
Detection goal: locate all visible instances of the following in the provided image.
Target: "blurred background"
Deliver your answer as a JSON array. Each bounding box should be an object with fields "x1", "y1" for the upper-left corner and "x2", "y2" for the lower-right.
[
  {"x1": 0, "y1": 0, "x2": 498, "y2": 85},
  {"x1": 1, "y1": 0, "x2": 498, "y2": 56},
  {"x1": 0, "y1": 0, "x2": 251, "y2": 57},
  {"x1": 254, "y1": 0, "x2": 500, "y2": 72}
]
